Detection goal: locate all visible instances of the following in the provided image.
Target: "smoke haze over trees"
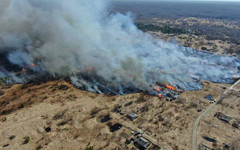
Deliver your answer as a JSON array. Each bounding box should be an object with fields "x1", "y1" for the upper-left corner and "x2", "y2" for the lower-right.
[{"x1": 0, "y1": 0, "x2": 240, "y2": 94}]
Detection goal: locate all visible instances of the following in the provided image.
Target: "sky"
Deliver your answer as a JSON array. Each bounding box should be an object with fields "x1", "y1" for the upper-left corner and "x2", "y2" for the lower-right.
[{"x1": 112, "y1": 0, "x2": 240, "y2": 1}]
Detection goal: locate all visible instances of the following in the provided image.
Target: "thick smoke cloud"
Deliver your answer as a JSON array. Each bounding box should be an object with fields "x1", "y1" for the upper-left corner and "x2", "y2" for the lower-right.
[{"x1": 0, "y1": 0, "x2": 239, "y2": 93}]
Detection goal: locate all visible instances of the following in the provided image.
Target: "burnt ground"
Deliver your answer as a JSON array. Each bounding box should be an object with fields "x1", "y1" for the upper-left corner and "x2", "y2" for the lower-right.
[{"x1": 0, "y1": 79, "x2": 240, "y2": 150}]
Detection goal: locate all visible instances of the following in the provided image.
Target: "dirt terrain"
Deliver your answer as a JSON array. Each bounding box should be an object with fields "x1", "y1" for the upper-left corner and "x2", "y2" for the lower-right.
[{"x1": 0, "y1": 79, "x2": 239, "y2": 150}]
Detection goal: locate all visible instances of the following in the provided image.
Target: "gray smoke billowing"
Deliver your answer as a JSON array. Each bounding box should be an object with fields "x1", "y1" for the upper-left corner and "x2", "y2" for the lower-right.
[{"x1": 0, "y1": 0, "x2": 240, "y2": 94}]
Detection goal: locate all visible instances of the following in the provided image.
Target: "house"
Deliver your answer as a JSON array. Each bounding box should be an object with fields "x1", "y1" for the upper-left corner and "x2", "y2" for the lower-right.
[
  {"x1": 151, "y1": 144, "x2": 162, "y2": 150},
  {"x1": 199, "y1": 143, "x2": 212, "y2": 150},
  {"x1": 214, "y1": 112, "x2": 232, "y2": 123},
  {"x1": 107, "y1": 122, "x2": 123, "y2": 132},
  {"x1": 223, "y1": 143, "x2": 231, "y2": 149},
  {"x1": 232, "y1": 122, "x2": 239, "y2": 129},
  {"x1": 100, "y1": 115, "x2": 112, "y2": 123},
  {"x1": 203, "y1": 136, "x2": 217, "y2": 143},
  {"x1": 127, "y1": 112, "x2": 138, "y2": 121},
  {"x1": 134, "y1": 130, "x2": 143, "y2": 136},
  {"x1": 134, "y1": 137, "x2": 150, "y2": 150},
  {"x1": 205, "y1": 94, "x2": 214, "y2": 101}
]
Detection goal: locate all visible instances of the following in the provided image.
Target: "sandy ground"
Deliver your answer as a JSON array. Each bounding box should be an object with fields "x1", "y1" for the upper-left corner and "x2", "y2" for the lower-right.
[{"x1": 0, "y1": 79, "x2": 239, "y2": 150}]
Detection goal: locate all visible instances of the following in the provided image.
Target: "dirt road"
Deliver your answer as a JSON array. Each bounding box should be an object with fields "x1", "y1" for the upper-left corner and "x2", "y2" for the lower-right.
[{"x1": 192, "y1": 79, "x2": 240, "y2": 150}]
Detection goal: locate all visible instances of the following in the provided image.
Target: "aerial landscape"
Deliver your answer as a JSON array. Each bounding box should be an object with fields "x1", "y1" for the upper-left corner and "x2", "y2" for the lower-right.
[{"x1": 0, "y1": 0, "x2": 240, "y2": 150}]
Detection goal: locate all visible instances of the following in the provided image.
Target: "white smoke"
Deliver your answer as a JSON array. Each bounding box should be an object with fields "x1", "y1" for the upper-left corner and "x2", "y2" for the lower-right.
[{"x1": 0, "y1": 0, "x2": 239, "y2": 93}]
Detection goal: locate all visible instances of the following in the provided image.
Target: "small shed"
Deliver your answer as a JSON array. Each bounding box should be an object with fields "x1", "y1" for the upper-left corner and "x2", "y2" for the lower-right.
[
  {"x1": 134, "y1": 137, "x2": 150, "y2": 150},
  {"x1": 127, "y1": 112, "x2": 138, "y2": 121}
]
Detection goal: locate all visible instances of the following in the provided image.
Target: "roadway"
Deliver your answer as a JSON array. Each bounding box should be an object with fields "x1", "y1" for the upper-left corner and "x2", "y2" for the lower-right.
[{"x1": 192, "y1": 79, "x2": 240, "y2": 150}]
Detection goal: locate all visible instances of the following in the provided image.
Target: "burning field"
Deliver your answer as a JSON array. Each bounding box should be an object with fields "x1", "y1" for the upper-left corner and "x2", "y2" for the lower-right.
[
  {"x1": 1, "y1": 1, "x2": 240, "y2": 150},
  {"x1": 0, "y1": 0, "x2": 240, "y2": 98}
]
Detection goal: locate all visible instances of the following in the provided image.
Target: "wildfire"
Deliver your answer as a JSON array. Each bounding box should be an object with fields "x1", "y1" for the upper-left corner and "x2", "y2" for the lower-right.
[
  {"x1": 154, "y1": 83, "x2": 181, "y2": 98},
  {"x1": 154, "y1": 85, "x2": 161, "y2": 92},
  {"x1": 158, "y1": 93, "x2": 162, "y2": 98},
  {"x1": 164, "y1": 84, "x2": 180, "y2": 92},
  {"x1": 165, "y1": 84, "x2": 176, "y2": 91},
  {"x1": 22, "y1": 68, "x2": 27, "y2": 72},
  {"x1": 153, "y1": 85, "x2": 163, "y2": 98},
  {"x1": 12, "y1": 63, "x2": 37, "y2": 75},
  {"x1": 233, "y1": 75, "x2": 239, "y2": 79}
]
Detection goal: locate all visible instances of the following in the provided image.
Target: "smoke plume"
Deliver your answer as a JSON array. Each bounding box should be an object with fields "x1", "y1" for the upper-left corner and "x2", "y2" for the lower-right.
[{"x1": 0, "y1": 0, "x2": 239, "y2": 94}]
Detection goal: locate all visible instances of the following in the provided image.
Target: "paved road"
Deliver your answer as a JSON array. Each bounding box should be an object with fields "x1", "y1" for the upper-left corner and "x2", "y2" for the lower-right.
[{"x1": 192, "y1": 79, "x2": 240, "y2": 150}]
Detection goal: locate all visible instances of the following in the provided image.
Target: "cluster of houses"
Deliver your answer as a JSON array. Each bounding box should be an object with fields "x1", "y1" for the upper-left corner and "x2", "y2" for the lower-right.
[
  {"x1": 199, "y1": 142, "x2": 231, "y2": 150},
  {"x1": 199, "y1": 112, "x2": 240, "y2": 150},
  {"x1": 125, "y1": 112, "x2": 162, "y2": 149},
  {"x1": 214, "y1": 112, "x2": 239, "y2": 129},
  {"x1": 107, "y1": 103, "x2": 163, "y2": 150}
]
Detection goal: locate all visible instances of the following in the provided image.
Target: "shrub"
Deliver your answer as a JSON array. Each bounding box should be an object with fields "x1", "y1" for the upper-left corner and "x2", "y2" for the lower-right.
[
  {"x1": 9, "y1": 135, "x2": 16, "y2": 140},
  {"x1": 0, "y1": 90, "x2": 4, "y2": 96},
  {"x1": 140, "y1": 105, "x2": 149, "y2": 113},
  {"x1": 136, "y1": 24, "x2": 187, "y2": 34},
  {"x1": 23, "y1": 136, "x2": 30, "y2": 144},
  {"x1": 90, "y1": 107, "x2": 101, "y2": 117},
  {"x1": 85, "y1": 142, "x2": 94, "y2": 150}
]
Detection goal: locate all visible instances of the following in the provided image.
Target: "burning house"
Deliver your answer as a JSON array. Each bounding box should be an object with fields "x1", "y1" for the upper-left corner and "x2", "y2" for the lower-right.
[{"x1": 0, "y1": 0, "x2": 240, "y2": 97}]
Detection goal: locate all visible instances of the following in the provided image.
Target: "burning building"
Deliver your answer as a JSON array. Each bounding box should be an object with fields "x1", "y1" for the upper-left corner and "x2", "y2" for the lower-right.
[{"x1": 0, "y1": 0, "x2": 240, "y2": 96}]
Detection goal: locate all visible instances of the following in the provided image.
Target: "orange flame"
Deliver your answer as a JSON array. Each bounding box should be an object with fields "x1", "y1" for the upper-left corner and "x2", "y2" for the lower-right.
[
  {"x1": 22, "y1": 68, "x2": 27, "y2": 72},
  {"x1": 164, "y1": 84, "x2": 180, "y2": 92},
  {"x1": 233, "y1": 75, "x2": 238, "y2": 79},
  {"x1": 154, "y1": 85, "x2": 161, "y2": 92},
  {"x1": 158, "y1": 93, "x2": 162, "y2": 98},
  {"x1": 165, "y1": 84, "x2": 176, "y2": 91}
]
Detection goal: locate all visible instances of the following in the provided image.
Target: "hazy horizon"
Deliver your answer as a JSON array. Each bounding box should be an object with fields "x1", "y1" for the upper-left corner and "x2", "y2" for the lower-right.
[{"x1": 112, "y1": 0, "x2": 240, "y2": 2}]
